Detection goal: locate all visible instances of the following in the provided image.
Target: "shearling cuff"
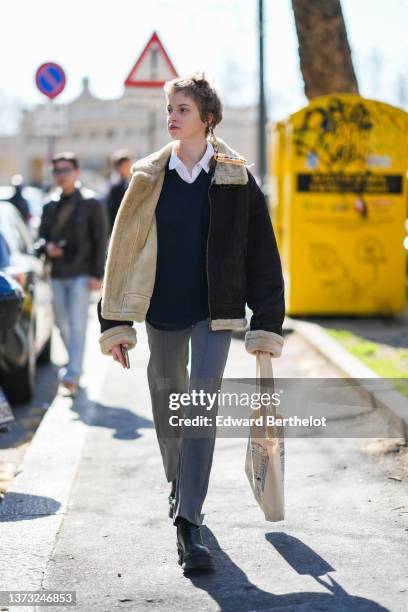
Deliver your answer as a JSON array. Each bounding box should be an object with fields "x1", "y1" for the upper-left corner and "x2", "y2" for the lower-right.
[
  {"x1": 245, "y1": 330, "x2": 284, "y2": 358},
  {"x1": 99, "y1": 325, "x2": 137, "y2": 356}
]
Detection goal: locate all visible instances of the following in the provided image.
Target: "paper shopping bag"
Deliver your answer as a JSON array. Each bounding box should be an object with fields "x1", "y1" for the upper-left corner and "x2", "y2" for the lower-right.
[{"x1": 244, "y1": 352, "x2": 285, "y2": 522}]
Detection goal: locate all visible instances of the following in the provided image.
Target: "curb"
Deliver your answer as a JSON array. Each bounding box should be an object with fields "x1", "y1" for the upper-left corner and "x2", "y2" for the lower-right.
[{"x1": 286, "y1": 316, "x2": 408, "y2": 444}]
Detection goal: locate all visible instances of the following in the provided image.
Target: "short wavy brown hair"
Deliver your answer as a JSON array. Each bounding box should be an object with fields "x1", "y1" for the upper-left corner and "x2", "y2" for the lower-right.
[{"x1": 163, "y1": 72, "x2": 223, "y2": 136}]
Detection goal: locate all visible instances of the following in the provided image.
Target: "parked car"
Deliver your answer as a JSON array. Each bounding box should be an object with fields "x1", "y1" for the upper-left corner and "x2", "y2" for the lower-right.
[
  {"x1": 0, "y1": 271, "x2": 24, "y2": 431},
  {"x1": 0, "y1": 201, "x2": 53, "y2": 403},
  {"x1": 0, "y1": 184, "x2": 45, "y2": 235}
]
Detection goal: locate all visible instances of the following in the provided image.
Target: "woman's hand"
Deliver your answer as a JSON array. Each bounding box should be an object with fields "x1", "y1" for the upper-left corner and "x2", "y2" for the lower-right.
[{"x1": 110, "y1": 343, "x2": 129, "y2": 368}]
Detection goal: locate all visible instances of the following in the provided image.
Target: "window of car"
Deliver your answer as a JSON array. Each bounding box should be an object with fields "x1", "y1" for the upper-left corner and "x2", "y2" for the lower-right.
[{"x1": 0, "y1": 203, "x2": 33, "y2": 255}]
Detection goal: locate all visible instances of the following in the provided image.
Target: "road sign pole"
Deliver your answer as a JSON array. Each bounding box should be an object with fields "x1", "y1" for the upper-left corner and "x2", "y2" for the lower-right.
[
  {"x1": 45, "y1": 132, "x2": 56, "y2": 189},
  {"x1": 34, "y1": 62, "x2": 66, "y2": 187}
]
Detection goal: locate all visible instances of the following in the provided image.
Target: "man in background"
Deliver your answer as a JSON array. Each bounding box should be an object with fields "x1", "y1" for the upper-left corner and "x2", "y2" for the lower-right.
[
  {"x1": 9, "y1": 175, "x2": 30, "y2": 224},
  {"x1": 38, "y1": 152, "x2": 109, "y2": 395},
  {"x1": 105, "y1": 149, "x2": 133, "y2": 231}
]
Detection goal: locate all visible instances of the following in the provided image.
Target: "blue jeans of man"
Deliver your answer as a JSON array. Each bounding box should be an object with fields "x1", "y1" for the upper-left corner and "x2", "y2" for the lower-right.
[
  {"x1": 50, "y1": 274, "x2": 91, "y2": 384},
  {"x1": 146, "y1": 317, "x2": 232, "y2": 527}
]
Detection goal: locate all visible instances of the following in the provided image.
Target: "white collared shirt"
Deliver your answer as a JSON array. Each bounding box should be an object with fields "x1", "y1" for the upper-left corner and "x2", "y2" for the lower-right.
[{"x1": 169, "y1": 141, "x2": 214, "y2": 183}]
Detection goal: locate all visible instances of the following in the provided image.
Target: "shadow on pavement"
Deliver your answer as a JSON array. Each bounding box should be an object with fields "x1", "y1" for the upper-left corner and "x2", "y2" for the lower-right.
[
  {"x1": 69, "y1": 388, "x2": 154, "y2": 440},
  {"x1": 182, "y1": 526, "x2": 389, "y2": 611},
  {"x1": 0, "y1": 492, "x2": 61, "y2": 522}
]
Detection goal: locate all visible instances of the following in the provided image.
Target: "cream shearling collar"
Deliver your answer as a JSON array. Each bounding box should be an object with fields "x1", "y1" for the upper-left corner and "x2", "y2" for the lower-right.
[{"x1": 131, "y1": 136, "x2": 248, "y2": 186}]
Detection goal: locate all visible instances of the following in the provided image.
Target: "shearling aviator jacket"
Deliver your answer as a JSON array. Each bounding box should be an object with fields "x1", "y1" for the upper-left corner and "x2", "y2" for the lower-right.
[{"x1": 98, "y1": 137, "x2": 285, "y2": 358}]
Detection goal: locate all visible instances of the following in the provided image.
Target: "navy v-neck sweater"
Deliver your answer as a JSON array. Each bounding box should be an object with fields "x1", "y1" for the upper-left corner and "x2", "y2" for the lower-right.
[{"x1": 145, "y1": 161, "x2": 213, "y2": 330}]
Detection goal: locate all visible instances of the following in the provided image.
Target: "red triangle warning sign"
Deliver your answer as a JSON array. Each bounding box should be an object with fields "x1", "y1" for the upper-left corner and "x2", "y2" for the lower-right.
[{"x1": 125, "y1": 31, "x2": 178, "y2": 88}]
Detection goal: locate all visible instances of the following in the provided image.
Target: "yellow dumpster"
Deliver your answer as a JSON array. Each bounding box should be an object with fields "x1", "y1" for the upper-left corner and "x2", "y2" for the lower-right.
[{"x1": 267, "y1": 94, "x2": 408, "y2": 316}]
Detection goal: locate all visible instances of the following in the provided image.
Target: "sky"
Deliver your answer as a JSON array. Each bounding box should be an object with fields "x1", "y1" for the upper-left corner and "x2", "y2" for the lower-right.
[{"x1": 0, "y1": 0, "x2": 407, "y2": 133}]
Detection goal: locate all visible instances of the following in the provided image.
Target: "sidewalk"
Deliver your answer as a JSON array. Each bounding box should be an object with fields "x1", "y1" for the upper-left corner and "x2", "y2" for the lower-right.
[
  {"x1": 0, "y1": 309, "x2": 407, "y2": 611},
  {"x1": 296, "y1": 304, "x2": 408, "y2": 350},
  {"x1": 284, "y1": 304, "x2": 408, "y2": 443}
]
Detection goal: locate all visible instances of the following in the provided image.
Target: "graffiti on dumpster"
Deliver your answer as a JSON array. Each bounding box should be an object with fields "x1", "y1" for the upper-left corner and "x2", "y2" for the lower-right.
[
  {"x1": 309, "y1": 236, "x2": 387, "y2": 303},
  {"x1": 294, "y1": 97, "x2": 374, "y2": 172},
  {"x1": 292, "y1": 97, "x2": 405, "y2": 216}
]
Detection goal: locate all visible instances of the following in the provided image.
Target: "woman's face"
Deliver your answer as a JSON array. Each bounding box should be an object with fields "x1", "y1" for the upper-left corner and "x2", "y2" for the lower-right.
[{"x1": 166, "y1": 91, "x2": 209, "y2": 141}]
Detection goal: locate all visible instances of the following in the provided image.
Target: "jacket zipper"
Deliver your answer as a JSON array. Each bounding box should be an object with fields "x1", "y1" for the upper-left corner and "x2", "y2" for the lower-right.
[{"x1": 206, "y1": 177, "x2": 214, "y2": 330}]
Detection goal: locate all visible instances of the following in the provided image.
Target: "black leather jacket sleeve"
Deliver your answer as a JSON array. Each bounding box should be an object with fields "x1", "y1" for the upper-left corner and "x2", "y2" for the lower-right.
[{"x1": 245, "y1": 173, "x2": 285, "y2": 336}]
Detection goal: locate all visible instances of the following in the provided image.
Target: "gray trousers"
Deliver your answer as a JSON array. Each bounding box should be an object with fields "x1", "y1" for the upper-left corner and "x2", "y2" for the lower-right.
[{"x1": 146, "y1": 317, "x2": 232, "y2": 526}]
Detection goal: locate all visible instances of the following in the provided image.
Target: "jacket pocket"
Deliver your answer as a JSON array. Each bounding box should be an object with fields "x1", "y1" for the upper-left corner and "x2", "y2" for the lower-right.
[{"x1": 122, "y1": 292, "x2": 151, "y2": 313}]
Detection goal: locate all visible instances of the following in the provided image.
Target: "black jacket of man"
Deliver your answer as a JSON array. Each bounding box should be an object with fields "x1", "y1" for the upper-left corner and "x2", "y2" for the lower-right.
[
  {"x1": 106, "y1": 179, "x2": 130, "y2": 232},
  {"x1": 38, "y1": 187, "x2": 109, "y2": 279}
]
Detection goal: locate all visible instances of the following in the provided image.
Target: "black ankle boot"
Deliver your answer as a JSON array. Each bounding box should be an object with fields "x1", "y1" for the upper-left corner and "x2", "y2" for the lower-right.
[
  {"x1": 176, "y1": 517, "x2": 214, "y2": 571},
  {"x1": 168, "y1": 480, "x2": 176, "y2": 518}
]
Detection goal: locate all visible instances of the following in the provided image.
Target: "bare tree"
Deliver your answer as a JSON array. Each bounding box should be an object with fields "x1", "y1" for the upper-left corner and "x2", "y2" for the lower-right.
[{"x1": 291, "y1": 0, "x2": 359, "y2": 99}]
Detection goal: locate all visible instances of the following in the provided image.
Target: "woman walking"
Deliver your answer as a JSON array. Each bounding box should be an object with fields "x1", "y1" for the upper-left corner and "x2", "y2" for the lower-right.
[{"x1": 97, "y1": 73, "x2": 285, "y2": 572}]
